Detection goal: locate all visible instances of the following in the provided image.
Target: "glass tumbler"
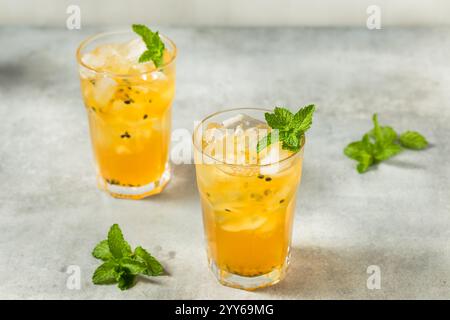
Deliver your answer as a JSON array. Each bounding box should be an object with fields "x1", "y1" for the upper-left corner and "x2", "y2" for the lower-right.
[
  {"x1": 76, "y1": 30, "x2": 176, "y2": 199},
  {"x1": 193, "y1": 108, "x2": 305, "y2": 290}
]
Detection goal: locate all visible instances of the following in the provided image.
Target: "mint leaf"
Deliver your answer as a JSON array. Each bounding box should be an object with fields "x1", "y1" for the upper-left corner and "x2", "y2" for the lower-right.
[
  {"x1": 132, "y1": 24, "x2": 165, "y2": 67},
  {"x1": 117, "y1": 272, "x2": 136, "y2": 290},
  {"x1": 92, "y1": 260, "x2": 119, "y2": 285},
  {"x1": 399, "y1": 131, "x2": 428, "y2": 150},
  {"x1": 282, "y1": 133, "x2": 301, "y2": 152},
  {"x1": 138, "y1": 50, "x2": 155, "y2": 64},
  {"x1": 357, "y1": 153, "x2": 373, "y2": 173},
  {"x1": 372, "y1": 113, "x2": 383, "y2": 143},
  {"x1": 256, "y1": 132, "x2": 275, "y2": 153},
  {"x1": 120, "y1": 257, "x2": 148, "y2": 275},
  {"x1": 107, "y1": 224, "x2": 132, "y2": 259},
  {"x1": 374, "y1": 143, "x2": 402, "y2": 161},
  {"x1": 292, "y1": 104, "x2": 315, "y2": 133},
  {"x1": 132, "y1": 24, "x2": 153, "y2": 43},
  {"x1": 274, "y1": 107, "x2": 294, "y2": 126},
  {"x1": 360, "y1": 133, "x2": 376, "y2": 158},
  {"x1": 368, "y1": 126, "x2": 397, "y2": 145},
  {"x1": 134, "y1": 246, "x2": 164, "y2": 276},
  {"x1": 265, "y1": 108, "x2": 293, "y2": 129},
  {"x1": 344, "y1": 138, "x2": 374, "y2": 174},
  {"x1": 92, "y1": 240, "x2": 112, "y2": 261},
  {"x1": 113, "y1": 266, "x2": 136, "y2": 289},
  {"x1": 344, "y1": 141, "x2": 365, "y2": 160},
  {"x1": 258, "y1": 104, "x2": 315, "y2": 153},
  {"x1": 282, "y1": 140, "x2": 301, "y2": 152}
]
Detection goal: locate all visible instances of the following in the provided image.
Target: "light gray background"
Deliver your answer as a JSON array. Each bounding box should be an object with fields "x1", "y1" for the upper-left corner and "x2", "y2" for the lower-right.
[
  {"x1": 1, "y1": 0, "x2": 450, "y2": 27},
  {"x1": 0, "y1": 1, "x2": 449, "y2": 300}
]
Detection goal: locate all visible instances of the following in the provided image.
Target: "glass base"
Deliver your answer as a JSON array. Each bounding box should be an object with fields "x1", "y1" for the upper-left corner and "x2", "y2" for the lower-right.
[
  {"x1": 208, "y1": 255, "x2": 290, "y2": 291},
  {"x1": 97, "y1": 164, "x2": 171, "y2": 200}
]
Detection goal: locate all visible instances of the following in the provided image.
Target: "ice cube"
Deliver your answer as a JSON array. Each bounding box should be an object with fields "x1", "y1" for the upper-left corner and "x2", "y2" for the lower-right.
[
  {"x1": 150, "y1": 71, "x2": 167, "y2": 81},
  {"x1": 81, "y1": 52, "x2": 105, "y2": 69},
  {"x1": 222, "y1": 113, "x2": 265, "y2": 130},
  {"x1": 93, "y1": 77, "x2": 116, "y2": 106},
  {"x1": 201, "y1": 115, "x2": 271, "y2": 171},
  {"x1": 220, "y1": 214, "x2": 267, "y2": 232},
  {"x1": 204, "y1": 127, "x2": 225, "y2": 144},
  {"x1": 90, "y1": 44, "x2": 120, "y2": 69},
  {"x1": 257, "y1": 216, "x2": 279, "y2": 233},
  {"x1": 79, "y1": 65, "x2": 95, "y2": 79},
  {"x1": 97, "y1": 44, "x2": 120, "y2": 59},
  {"x1": 217, "y1": 162, "x2": 260, "y2": 177},
  {"x1": 123, "y1": 38, "x2": 147, "y2": 62},
  {"x1": 234, "y1": 124, "x2": 244, "y2": 136},
  {"x1": 116, "y1": 145, "x2": 131, "y2": 155},
  {"x1": 259, "y1": 142, "x2": 292, "y2": 175},
  {"x1": 245, "y1": 127, "x2": 263, "y2": 151},
  {"x1": 222, "y1": 114, "x2": 244, "y2": 128},
  {"x1": 122, "y1": 39, "x2": 164, "y2": 79},
  {"x1": 260, "y1": 142, "x2": 292, "y2": 164}
]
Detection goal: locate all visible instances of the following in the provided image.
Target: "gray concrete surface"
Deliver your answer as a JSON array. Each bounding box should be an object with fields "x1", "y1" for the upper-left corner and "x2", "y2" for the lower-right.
[{"x1": 0, "y1": 26, "x2": 449, "y2": 299}]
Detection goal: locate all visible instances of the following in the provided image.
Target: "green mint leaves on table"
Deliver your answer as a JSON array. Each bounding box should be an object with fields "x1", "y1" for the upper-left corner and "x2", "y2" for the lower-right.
[
  {"x1": 257, "y1": 105, "x2": 316, "y2": 153},
  {"x1": 132, "y1": 24, "x2": 165, "y2": 67},
  {"x1": 344, "y1": 114, "x2": 428, "y2": 174},
  {"x1": 92, "y1": 224, "x2": 164, "y2": 290}
]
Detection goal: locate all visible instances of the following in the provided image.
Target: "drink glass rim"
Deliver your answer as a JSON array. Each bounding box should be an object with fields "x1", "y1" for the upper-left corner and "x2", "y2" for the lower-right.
[
  {"x1": 76, "y1": 29, "x2": 177, "y2": 78},
  {"x1": 192, "y1": 107, "x2": 305, "y2": 168}
]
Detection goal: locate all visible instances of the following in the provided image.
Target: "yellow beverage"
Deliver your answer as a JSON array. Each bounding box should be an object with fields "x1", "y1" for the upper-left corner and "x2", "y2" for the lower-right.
[
  {"x1": 193, "y1": 109, "x2": 304, "y2": 290},
  {"x1": 77, "y1": 31, "x2": 176, "y2": 199}
]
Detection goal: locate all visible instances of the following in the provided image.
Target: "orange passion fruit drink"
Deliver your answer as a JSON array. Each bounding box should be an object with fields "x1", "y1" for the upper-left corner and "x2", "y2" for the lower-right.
[
  {"x1": 193, "y1": 108, "x2": 310, "y2": 290},
  {"x1": 77, "y1": 28, "x2": 176, "y2": 199}
]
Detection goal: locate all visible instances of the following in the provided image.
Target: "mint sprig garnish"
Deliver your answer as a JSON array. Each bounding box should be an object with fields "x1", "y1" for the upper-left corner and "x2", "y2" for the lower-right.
[
  {"x1": 92, "y1": 224, "x2": 164, "y2": 290},
  {"x1": 132, "y1": 24, "x2": 165, "y2": 67},
  {"x1": 344, "y1": 114, "x2": 428, "y2": 173},
  {"x1": 257, "y1": 105, "x2": 315, "y2": 153}
]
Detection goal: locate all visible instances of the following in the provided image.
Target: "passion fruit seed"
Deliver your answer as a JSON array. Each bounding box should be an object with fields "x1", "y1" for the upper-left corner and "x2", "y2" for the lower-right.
[{"x1": 120, "y1": 131, "x2": 131, "y2": 139}]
